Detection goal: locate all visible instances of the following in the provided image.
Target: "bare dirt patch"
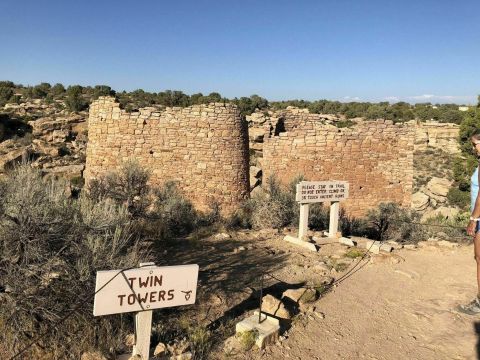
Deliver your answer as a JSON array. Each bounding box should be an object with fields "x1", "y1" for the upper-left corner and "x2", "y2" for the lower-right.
[
  {"x1": 120, "y1": 229, "x2": 480, "y2": 359},
  {"x1": 237, "y1": 244, "x2": 480, "y2": 360}
]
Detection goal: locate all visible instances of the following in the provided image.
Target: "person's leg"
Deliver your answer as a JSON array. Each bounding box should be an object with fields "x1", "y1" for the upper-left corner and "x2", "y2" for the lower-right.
[
  {"x1": 475, "y1": 230, "x2": 480, "y2": 297},
  {"x1": 458, "y1": 224, "x2": 480, "y2": 315}
]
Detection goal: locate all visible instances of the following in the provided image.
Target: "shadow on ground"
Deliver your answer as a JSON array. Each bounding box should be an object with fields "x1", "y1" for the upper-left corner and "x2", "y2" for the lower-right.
[
  {"x1": 152, "y1": 231, "x2": 295, "y2": 329},
  {"x1": 475, "y1": 322, "x2": 480, "y2": 359}
]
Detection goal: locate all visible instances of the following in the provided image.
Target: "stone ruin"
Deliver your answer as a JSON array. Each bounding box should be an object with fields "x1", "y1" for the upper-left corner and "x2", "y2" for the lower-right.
[
  {"x1": 85, "y1": 98, "x2": 415, "y2": 217},
  {"x1": 258, "y1": 108, "x2": 415, "y2": 217},
  {"x1": 85, "y1": 97, "x2": 249, "y2": 214}
]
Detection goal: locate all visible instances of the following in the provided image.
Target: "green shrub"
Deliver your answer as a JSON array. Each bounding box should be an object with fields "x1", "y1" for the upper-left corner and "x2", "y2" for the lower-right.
[
  {"x1": 50, "y1": 83, "x2": 66, "y2": 98},
  {"x1": 87, "y1": 161, "x2": 202, "y2": 242},
  {"x1": 238, "y1": 330, "x2": 258, "y2": 351},
  {"x1": 334, "y1": 120, "x2": 355, "y2": 128},
  {"x1": 65, "y1": 85, "x2": 88, "y2": 112},
  {"x1": 0, "y1": 81, "x2": 14, "y2": 106},
  {"x1": 70, "y1": 175, "x2": 85, "y2": 188},
  {"x1": 447, "y1": 188, "x2": 470, "y2": 209},
  {"x1": 365, "y1": 202, "x2": 425, "y2": 242},
  {"x1": 345, "y1": 248, "x2": 365, "y2": 259},
  {"x1": 340, "y1": 210, "x2": 368, "y2": 237},
  {"x1": 308, "y1": 203, "x2": 329, "y2": 230},
  {"x1": 227, "y1": 175, "x2": 302, "y2": 230},
  {"x1": 186, "y1": 325, "x2": 212, "y2": 359},
  {"x1": 226, "y1": 197, "x2": 256, "y2": 229},
  {"x1": 152, "y1": 181, "x2": 198, "y2": 237},
  {"x1": 0, "y1": 165, "x2": 148, "y2": 359},
  {"x1": 87, "y1": 160, "x2": 151, "y2": 217},
  {"x1": 249, "y1": 175, "x2": 299, "y2": 229},
  {"x1": 32, "y1": 82, "x2": 51, "y2": 99},
  {"x1": 423, "y1": 212, "x2": 468, "y2": 241}
]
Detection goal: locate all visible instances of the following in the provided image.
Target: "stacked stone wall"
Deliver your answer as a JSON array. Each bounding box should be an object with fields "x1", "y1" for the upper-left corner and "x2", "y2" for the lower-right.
[
  {"x1": 85, "y1": 97, "x2": 249, "y2": 214},
  {"x1": 262, "y1": 112, "x2": 415, "y2": 217}
]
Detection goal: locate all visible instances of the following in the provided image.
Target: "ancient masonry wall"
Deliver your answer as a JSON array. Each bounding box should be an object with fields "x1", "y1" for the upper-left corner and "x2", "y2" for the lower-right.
[
  {"x1": 85, "y1": 97, "x2": 249, "y2": 214},
  {"x1": 262, "y1": 111, "x2": 415, "y2": 217}
]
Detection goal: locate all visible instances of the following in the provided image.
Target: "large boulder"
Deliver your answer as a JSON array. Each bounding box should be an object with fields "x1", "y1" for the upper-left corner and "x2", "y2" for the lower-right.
[
  {"x1": 0, "y1": 147, "x2": 29, "y2": 172},
  {"x1": 28, "y1": 115, "x2": 85, "y2": 139},
  {"x1": 282, "y1": 288, "x2": 317, "y2": 304},
  {"x1": 42, "y1": 164, "x2": 85, "y2": 180},
  {"x1": 411, "y1": 191, "x2": 430, "y2": 211},
  {"x1": 426, "y1": 177, "x2": 452, "y2": 198},
  {"x1": 261, "y1": 294, "x2": 291, "y2": 319},
  {"x1": 246, "y1": 112, "x2": 268, "y2": 124},
  {"x1": 153, "y1": 342, "x2": 167, "y2": 357},
  {"x1": 32, "y1": 139, "x2": 60, "y2": 157},
  {"x1": 249, "y1": 127, "x2": 266, "y2": 143}
]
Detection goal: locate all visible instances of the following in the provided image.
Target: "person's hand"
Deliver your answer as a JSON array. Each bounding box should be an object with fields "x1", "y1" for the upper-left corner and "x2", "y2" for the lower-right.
[{"x1": 467, "y1": 220, "x2": 477, "y2": 236}]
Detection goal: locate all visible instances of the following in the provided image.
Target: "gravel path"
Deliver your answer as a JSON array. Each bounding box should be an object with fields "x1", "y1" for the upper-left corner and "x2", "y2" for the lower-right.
[{"x1": 250, "y1": 244, "x2": 479, "y2": 360}]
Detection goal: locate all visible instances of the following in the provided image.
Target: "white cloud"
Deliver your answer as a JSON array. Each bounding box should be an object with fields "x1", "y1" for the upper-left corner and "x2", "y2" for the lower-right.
[
  {"x1": 410, "y1": 94, "x2": 436, "y2": 100},
  {"x1": 384, "y1": 96, "x2": 400, "y2": 102},
  {"x1": 407, "y1": 94, "x2": 476, "y2": 103},
  {"x1": 343, "y1": 96, "x2": 361, "y2": 101},
  {"x1": 380, "y1": 94, "x2": 475, "y2": 104}
]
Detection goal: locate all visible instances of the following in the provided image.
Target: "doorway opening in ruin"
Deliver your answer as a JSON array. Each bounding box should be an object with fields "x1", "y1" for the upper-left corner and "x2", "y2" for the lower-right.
[{"x1": 274, "y1": 118, "x2": 286, "y2": 136}]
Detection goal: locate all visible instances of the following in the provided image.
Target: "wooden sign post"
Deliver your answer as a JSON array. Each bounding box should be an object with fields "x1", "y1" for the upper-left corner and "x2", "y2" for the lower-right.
[
  {"x1": 285, "y1": 180, "x2": 349, "y2": 251},
  {"x1": 93, "y1": 263, "x2": 199, "y2": 360}
]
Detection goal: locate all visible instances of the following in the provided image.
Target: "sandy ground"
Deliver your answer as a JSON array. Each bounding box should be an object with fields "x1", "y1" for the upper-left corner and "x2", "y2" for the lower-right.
[{"x1": 246, "y1": 244, "x2": 480, "y2": 360}]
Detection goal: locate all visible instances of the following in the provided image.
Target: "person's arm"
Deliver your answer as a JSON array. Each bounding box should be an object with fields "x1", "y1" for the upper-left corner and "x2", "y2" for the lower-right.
[{"x1": 468, "y1": 167, "x2": 480, "y2": 236}]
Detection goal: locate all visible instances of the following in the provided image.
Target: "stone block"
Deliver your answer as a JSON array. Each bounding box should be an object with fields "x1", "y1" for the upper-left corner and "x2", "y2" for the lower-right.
[
  {"x1": 282, "y1": 287, "x2": 317, "y2": 304},
  {"x1": 364, "y1": 240, "x2": 393, "y2": 254},
  {"x1": 235, "y1": 312, "x2": 280, "y2": 349},
  {"x1": 284, "y1": 235, "x2": 318, "y2": 252}
]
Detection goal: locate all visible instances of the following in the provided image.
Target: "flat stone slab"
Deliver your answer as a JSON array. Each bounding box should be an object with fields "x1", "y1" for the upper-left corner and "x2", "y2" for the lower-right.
[
  {"x1": 284, "y1": 235, "x2": 318, "y2": 252},
  {"x1": 312, "y1": 236, "x2": 343, "y2": 246},
  {"x1": 339, "y1": 237, "x2": 356, "y2": 246},
  {"x1": 364, "y1": 240, "x2": 393, "y2": 254},
  {"x1": 312, "y1": 236, "x2": 334, "y2": 245},
  {"x1": 236, "y1": 312, "x2": 280, "y2": 349},
  {"x1": 116, "y1": 354, "x2": 157, "y2": 360}
]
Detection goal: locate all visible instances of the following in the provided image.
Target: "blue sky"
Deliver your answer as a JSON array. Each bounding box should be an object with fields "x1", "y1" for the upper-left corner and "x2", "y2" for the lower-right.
[{"x1": 0, "y1": 0, "x2": 479, "y2": 104}]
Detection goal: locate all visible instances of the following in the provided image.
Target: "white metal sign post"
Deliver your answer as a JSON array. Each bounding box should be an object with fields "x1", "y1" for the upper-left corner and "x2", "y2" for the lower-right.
[
  {"x1": 285, "y1": 180, "x2": 349, "y2": 251},
  {"x1": 93, "y1": 263, "x2": 199, "y2": 360}
]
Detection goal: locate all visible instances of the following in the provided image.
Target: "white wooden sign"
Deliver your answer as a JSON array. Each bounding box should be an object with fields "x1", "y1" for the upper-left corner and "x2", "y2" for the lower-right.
[
  {"x1": 296, "y1": 181, "x2": 349, "y2": 203},
  {"x1": 93, "y1": 264, "x2": 199, "y2": 316}
]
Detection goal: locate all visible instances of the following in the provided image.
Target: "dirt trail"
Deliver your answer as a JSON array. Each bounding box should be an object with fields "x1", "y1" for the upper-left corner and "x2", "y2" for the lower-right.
[{"x1": 251, "y1": 244, "x2": 480, "y2": 360}]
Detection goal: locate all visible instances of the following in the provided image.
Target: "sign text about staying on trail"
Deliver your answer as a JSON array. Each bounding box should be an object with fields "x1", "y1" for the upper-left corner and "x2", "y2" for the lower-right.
[{"x1": 295, "y1": 181, "x2": 349, "y2": 203}]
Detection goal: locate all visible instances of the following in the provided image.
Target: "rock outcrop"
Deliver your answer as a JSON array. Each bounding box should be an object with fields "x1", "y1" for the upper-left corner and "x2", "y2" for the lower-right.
[{"x1": 413, "y1": 120, "x2": 460, "y2": 154}]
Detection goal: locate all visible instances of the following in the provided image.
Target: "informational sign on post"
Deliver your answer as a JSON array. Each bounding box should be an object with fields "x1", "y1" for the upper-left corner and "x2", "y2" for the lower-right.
[
  {"x1": 285, "y1": 180, "x2": 350, "y2": 251},
  {"x1": 295, "y1": 181, "x2": 349, "y2": 203},
  {"x1": 93, "y1": 263, "x2": 199, "y2": 360},
  {"x1": 94, "y1": 264, "x2": 199, "y2": 316}
]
